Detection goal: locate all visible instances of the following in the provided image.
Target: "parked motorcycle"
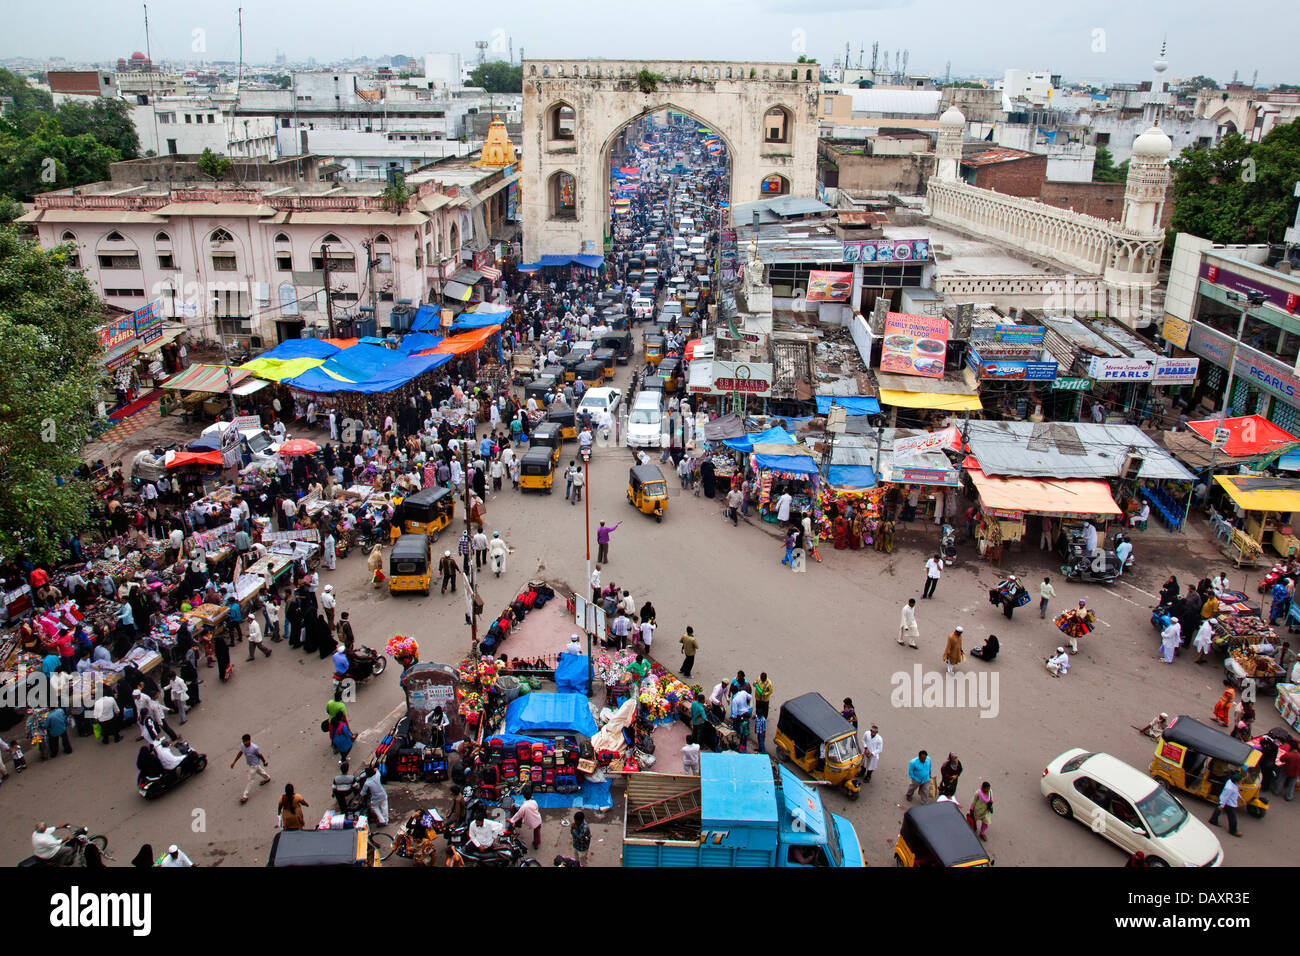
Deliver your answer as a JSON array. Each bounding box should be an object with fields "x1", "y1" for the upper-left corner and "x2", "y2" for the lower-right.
[
  {"x1": 138, "y1": 742, "x2": 208, "y2": 799},
  {"x1": 940, "y1": 523, "x2": 958, "y2": 564},
  {"x1": 1061, "y1": 530, "x2": 1133, "y2": 584},
  {"x1": 445, "y1": 819, "x2": 540, "y2": 867}
]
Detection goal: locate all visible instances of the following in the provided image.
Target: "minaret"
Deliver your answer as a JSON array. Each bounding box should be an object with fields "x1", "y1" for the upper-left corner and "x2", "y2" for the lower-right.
[
  {"x1": 936, "y1": 105, "x2": 965, "y2": 182},
  {"x1": 1122, "y1": 125, "x2": 1172, "y2": 233},
  {"x1": 1143, "y1": 40, "x2": 1169, "y2": 126}
]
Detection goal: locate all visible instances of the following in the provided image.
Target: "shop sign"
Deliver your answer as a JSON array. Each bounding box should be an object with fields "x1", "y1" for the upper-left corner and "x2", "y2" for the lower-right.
[
  {"x1": 1052, "y1": 377, "x2": 1091, "y2": 391},
  {"x1": 894, "y1": 466, "x2": 959, "y2": 487},
  {"x1": 842, "y1": 238, "x2": 932, "y2": 263},
  {"x1": 472, "y1": 249, "x2": 491, "y2": 272},
  {"x1": 232, "y1": 415, "x2": 261, "y2": 430},
  {"x1": 969, "y1": 324, "x2": 1045, "y2": 346},
  {"x1": 711, "y1": 361, "x2": 772, "y2": 396},
  {"x1": 881, "y1": 311, "x2": 947, "y2": 379},
  {"x1": 1161, "y1": 314, "x2": 1191, "y2": 349},
  {"x1": 967, "y1": 347, "x2": 1057, "y2": 381},
  {"x1": 1186, "y1": 321, "x2": 1300, "y2": 403},
  {"x1": 1087, "y1": 356, "x2": 1154, "y2": 381},
  {"x1": 1200, "y1": 261, "x2": 1300, "y2": 315},
  {"x1": 103, "y1": 344, "x2": 137, "y2": 371},
  {"x1": 132, "y1": 300, "x2": 164, "y2": 345},
  {"x1": 1154, "y1": 356, "x2": 1199, "y2": 386},
  {"x1": 806, "y1": 270, "x2": 853, "y2": 302},
  {"x1": 894, "y1": 426, "x2": 960, "y2": 460},
  {"x1": 98, "y1": 315, "x2": 137, "y2": 351},
  {"x1": 985, "y1": 507, "x2": 1024, "y2": 520}
]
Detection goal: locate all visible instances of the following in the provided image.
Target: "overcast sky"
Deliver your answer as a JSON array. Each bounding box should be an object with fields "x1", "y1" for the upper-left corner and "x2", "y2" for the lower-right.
[{"x1": 7, "y1": 0, "x2": 1297, "y2": 86}]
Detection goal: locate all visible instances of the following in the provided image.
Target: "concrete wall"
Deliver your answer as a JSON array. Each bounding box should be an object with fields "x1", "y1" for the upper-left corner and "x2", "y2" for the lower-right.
[
  {"x1": 521, "y1": 59, "x2": 820, "y2": 261},
  {"x1": 1038, "y1": 181, "x2": 1174, "y2": 229},
  {"x1": 969, "y1": 155, "x2": 1047, "y2": 198},
  {"x1": 822, "y1": 142, "x2": 934, "y2": 195},
  {"x1": 939, "y1": 86, "x2": 1004, "y2": 124}
]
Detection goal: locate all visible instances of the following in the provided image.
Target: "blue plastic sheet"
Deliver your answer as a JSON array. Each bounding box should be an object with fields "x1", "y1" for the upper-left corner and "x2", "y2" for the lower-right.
[
  {"x1": 450, "y1": 314, "x2": 509, "y2": 332},
  {"x1": 827, "y1": 465, "x2": 877, "y2": 489},
  {"x1": 723, "y1": 426, "x2": 795, "y2": 453},
  {"x1": 326, "y1": 342, "x2": 403, "y2": 381},
  {"x1": 815, "y1": 396, "x2": 881, "y2": 416},
  {"x1": 554, "y1": 652, "x2": 589, "y2": 695},
  {"x1": 411, "y1": 304, "x2": 442, "y2": 332},
  {"x1": 504, "y1": 692, "x2": 598, "y2": 738},
  {"x1": 754, "y1": 453, "x2": 819, "y2": 475},
  {"x1": 282, "y1": 351, "x2": 452, "y2": 394},
  {"x1": 538, "y1": 254, "x2": 605, "y2": 269},
  {"x1": 396, "y1": 332, "x2": 444, "y2": 356},
  {"x1": 255, "y1": 338, "x2": 342, "y2": 361}
]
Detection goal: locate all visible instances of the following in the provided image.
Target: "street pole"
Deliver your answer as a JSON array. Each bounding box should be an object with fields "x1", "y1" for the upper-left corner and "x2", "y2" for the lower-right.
[
  {"x1": 462, "y1": 433, "x2": 477, "y2": 657},
  {"x1": 584, "y1": 449, "x2": 592, "y2": 696},
  {"x1": 1221, "y1": 293, "x2": 1264, "y2": 418},
  {"x1": 321, "y1": 242, "x2": 336, "y2": 340}
]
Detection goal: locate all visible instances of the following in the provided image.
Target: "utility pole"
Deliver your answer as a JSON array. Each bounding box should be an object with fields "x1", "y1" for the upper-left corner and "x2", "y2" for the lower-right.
[
  {"x1": 321, "y1": 242, "x2": 336, "y2": 339},
  {"x1": 462, "y1": 433, "x2": 478, "y2": 657},
  {"x1": 1221, "y1": 291, "x2": 1267, "y2": 418},
  {"x1": 363, "y1": 238, "x2": 378, "y2": 322}
]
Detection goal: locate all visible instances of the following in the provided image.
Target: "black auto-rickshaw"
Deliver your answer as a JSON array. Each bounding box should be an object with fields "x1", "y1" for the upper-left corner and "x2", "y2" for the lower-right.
[
  {"x1": 519, "y1": 445, "x2": 556, "y2": 493},
  {"x1": 641, "y1": 374, "x2": 666, "y2": 393},
  {"x1": 559, "y1": 354, "x2": 583, "y2": 384},
  {"x1": 524, "y1": 376, "x2": 556, "y2": 408},
  {"x1": 530, "y1": 421, "x2": 565, "y2": 465},
  {"x1": 1148, "y1": 715, "x2": 1270, "y2": 817},
  {"x1": 575, "y1": 360, "x2": 604, "y2": 385},
  {"x1": 267, "y1": 827, "x2": 377, "y2": 867},
  {"x1": 627, "y1": 464, "x2": 668, "y2": 522},
  {"x1": 389, "y1": 533, "x2": 432, "y2": 596},
  {"x1": 601, "y1": 309, "x2": 629, "y2": 331},
  {"x1": 546, "y1": 402, "x2": 577, "y2": 441},
  {"x1": 593, "y1": 348, "x2": 617, "y2": 382},
  {"x1": 658, "y1": 357, "x2": 681, "y2": 393},
  {"x1": 541, "y1": 364, "x2": 564, "y2": 381},
  {"x1": 773, "y1": 692, "x2": 863, "y2": 798},
  {"x1": 893, "y1": 802, "x2": 993, "y2": 868},
  {"x1": 644, "y1": 334, "x2": 665, "y2": 368},
  {"x1": 597, "y1": 330, "x2": 633, "y2": 364},
  {"x1": 390, "y1": 485, "x2": 454, "y2": 542}
]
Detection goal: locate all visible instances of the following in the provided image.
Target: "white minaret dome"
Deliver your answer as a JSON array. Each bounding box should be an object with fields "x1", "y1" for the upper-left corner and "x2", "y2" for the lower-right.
[
  {"x1": 1153, "y1": 57, "x2": 1168, "y2": 74},
  {"x1": 939, "y1": 105, "x2": 965, "y2": 128},
  {"x1": 1132, "y1": 125, "x2": 1173, "y2": 160}
]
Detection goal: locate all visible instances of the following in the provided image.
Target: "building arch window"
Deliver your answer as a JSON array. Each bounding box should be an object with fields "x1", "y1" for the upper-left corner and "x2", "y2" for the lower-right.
[
  {"x1": 60, "y1": 231, "x2": 80, "y2": 268},
  {"x1": 210, "y1": 228, "x2": 234, "y2": 245},
  {"x1": 321, "y1": 232, "x2": 342, "y2": 244},
  {"x1": 547, "y1": 101, "x2": 576, "y2": 141},
  {"x1": 273, "y1": 232, "x2": 290, "y2": 244},
  {"x1": 373, "y1": 233, "x2": 391, "y2": 245},
  {"x1": 763, "y1": 105, "x2": 793, "y2": 143},
  {"x1": 154, "y1": 231, "x2": 171, "y2": 245},
  {"x1": 449, "y1": 223, "x2": 460, "y2": 255},
  {"x1": 104, "y1": 230, "x2": 126, "y2": 242},
  {"x1": 549, "y1": 171, "x2": 577, "y2": 220},
  {"x1": 726, "y1": 67, "x2": 733, "y2": 79},
  {"x1": 542, "y1": 65, "x2": 549, "y2": 77},
  {"x1": 760, "y1": 174, "x2": 789, "y2": 197}
]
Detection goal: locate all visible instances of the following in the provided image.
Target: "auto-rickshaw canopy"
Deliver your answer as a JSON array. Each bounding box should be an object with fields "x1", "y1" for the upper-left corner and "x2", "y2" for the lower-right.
[
  {"x1": 777, "y1": 693, "x2": 857, "y2": 753},
  {"x1": 1161, "y1": 716, "x2": 1258, "y2": 766},
  {"x1": 546, "y1": 403, "x2": 576, "y2": 428},
  {"x1": 521, "y1": 446, "x2": 556, "y2": 472},
  {"x1": 531, "y1": 421, "x2": 564, "y2": 447},
  {"x1": 389, "y1": 533, "x2": 430, "y2": 570},
  {"x1": 401, "y1": 485, "x2": 451, "y2": 515},
  {"x1": 630, "y1": 464, "x2": 668, "y2": 491},
  {"x1": 899, "y1": 802, "x2": 991, "y2": 867}
]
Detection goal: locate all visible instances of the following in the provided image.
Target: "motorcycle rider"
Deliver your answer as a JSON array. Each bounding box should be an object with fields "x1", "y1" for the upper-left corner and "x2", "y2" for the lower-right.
[
  {"x1": 31, "y1": 822, "x2": 77, "y2": 866},
  {"x1": 467, "y1": 804, "x2": 504, "y2": 851},
  {"x1": 154, "y1": 738, "x2": 191, "y2": 774}
]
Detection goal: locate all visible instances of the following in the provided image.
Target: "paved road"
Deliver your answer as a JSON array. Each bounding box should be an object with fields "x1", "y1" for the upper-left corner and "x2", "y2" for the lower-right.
[{"x1": 9, "y1": 356, "x2": 1300, "y2": 867}]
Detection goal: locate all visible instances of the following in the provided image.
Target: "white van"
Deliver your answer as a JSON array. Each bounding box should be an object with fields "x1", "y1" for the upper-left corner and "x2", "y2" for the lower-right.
[
  {"x1": 678, "y1": 216, "x2": 695, "y2": 234},
  {"x1": 201, "y1": 421, "x2": 280, "y2": 466},
  {"x1": 625, "y1": 392, "x2": 664, "y2": 449},
  {"x1": 688, "y1": 236, "x2": 707, "y2": 256},
  {"x1": 672, "y1": 237, "x2": 688, "y2": 254}
]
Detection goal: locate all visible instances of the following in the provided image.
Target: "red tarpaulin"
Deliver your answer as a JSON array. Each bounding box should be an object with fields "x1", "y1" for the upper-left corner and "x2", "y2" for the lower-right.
[
  {"x1": 167, "y1": 450, "x2": 223, "y2": 469},
  {"x1": 1186, "y1": 415, "x2": 1297, "y2": 459}
]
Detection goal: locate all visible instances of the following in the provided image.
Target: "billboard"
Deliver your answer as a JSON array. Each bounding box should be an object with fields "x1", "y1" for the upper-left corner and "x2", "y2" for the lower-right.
[
  {"x1": 806, "y1": 270, "x2": 853, "y2": 302},
  {"x1": 132, "y1": 299, "x2": 164, "y2": 345},
  {"x1": 1087, "y1": 356, "x2": 1155, "y2": 381},
  {"x1": 968, "y1": 324, "x2": 1045, "y2": 345},
  {"x1": 98, "y1": 315, "x2": 136, "y2": 351},
  {"x1": 843, "y1": 238, "x2": 932, "y2": 263},
  {"x1": 967, "y1": 347, "x2": 1058, "y2": 381},
  {"x1": 710, "y1": 361, "x2": 773, "y2": 396},
  {"x1": 880, "y1": 312, "x2": 948, "y2": 379},
  {"x1": 1154, "y1": 356, "x2": 1200, "y2": 386}
]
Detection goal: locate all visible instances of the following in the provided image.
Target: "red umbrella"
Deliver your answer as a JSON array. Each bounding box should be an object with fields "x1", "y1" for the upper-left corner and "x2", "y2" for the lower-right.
[{"x1": 277, "y1": 438, "x2": 320, "y2": 457}]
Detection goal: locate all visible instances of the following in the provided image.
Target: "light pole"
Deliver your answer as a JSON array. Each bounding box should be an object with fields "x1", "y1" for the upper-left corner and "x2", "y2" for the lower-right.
[{"x1": 1221, "y1": 291, "x2": 1268, "y2": 417}]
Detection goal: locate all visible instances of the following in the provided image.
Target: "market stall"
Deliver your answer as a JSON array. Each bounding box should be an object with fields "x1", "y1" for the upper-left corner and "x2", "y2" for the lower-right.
[
  {"x1": 1213, "y1": 475, "x2": 1300, "y2": 566},
  {"x1": 967, "y1": 467, "x2": 1122, "y2": 555}
]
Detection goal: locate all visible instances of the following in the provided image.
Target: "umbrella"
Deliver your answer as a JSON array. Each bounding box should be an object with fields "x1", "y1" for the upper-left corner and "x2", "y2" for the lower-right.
[
  {"x1": 188, "y1": 433, "x2": 222, "y2": 452},
  {"x1": 277, "y1": 438, "x2": 320, "y2": 457}
]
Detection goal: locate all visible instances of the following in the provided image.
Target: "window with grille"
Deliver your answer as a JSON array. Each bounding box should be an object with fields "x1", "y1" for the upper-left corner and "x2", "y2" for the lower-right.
[
  {"x1": 97, "y1": 253, "x2": 140, "y2": 269},
  {"x1": 1269, "y1": 397, "x2": 1300, "y2": 435}
]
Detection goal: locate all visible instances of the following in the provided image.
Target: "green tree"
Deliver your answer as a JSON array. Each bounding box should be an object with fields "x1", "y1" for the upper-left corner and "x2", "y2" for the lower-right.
[
  {"x1": 275, "y1": 74, "x2": 292, "y2": 89},
  {"x1": 0, "y1": 69, "x2": 54, "y2": 116},
  {"x1": 0, "y1": 227, "x2": 103, "y2": 561},
  {"x1": 1173, "y1": 74, "x2": 1219, "y2": 97},
  {"x1": 54, "y1": 98, "x2": 139, "y2": 159},
  {"x1": 197, "y1": 147, "x2": 233, "y2": 180},
  {"x1": 1170, "y1": 121, "x2": 1300, "y2": 243},
  {"x1": 0, "y1": 119, "x2": 121, "y2": 202},
  {"x1": 468, "y1": 61, "x2": 522, "y2": 94},
  {"x1": 1092, "y1": 145, "x2": 1129, "y2": 183}
]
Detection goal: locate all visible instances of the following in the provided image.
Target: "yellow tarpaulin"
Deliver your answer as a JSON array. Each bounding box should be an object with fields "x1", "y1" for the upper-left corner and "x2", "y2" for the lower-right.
[
  {"x1": 1214, "y1": 475, "x2": 1300, "y2": 514},
  {"x1": 969, "y1": 470, "x2": 1121, "y2": 517},
  {"x1": 240, "y1": 356, "x2": 326, "y2": 382},
  {"x1": 878, "y1": 388, "x2": 982, "y2": 412}
]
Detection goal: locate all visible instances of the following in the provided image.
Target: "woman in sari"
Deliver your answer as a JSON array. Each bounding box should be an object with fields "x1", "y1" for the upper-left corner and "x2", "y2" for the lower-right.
[
  {"x1": 833, "y1": 514, "x2": 849, "y2": 550},
  {"x1": 847, "y1": 513, "x2": 862, "y2": 551}
]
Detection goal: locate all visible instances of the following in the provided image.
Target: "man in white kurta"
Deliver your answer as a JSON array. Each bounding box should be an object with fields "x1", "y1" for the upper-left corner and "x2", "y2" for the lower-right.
[
  {"x1": 861, "y1": 725, "x2": 883, "y2": 782},
  {"x1": 898, "y1": 598, "x2": 919, "y2": 648}
]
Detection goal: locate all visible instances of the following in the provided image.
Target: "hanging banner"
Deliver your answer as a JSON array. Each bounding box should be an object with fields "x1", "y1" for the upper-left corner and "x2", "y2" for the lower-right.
[
  {"x1": 880, "y1": 312, "x2": 948, "y2": 379},
  {"x1": 893, "y1": 426, "x2": 961, "y2": 461},
  {"x1": 98, "y1": 315, "x2": 137, "y2": 351},
  {"x1": 969, "y1": 324, "x2": 1045, "y2": 345},
  {"x1": 132, "y1": 299, "x2": 164, "y2": 345},
  {"x1": 1087, "y1": 356, "x2": 1155, "y2": 381},
  {"x1": 1154, "y1": 356, "x2": 1200, "y2": 386},
  {"x1": 806, "y1": 270, "x2": 854, "y2": 302},
  {"x1": 710, "y1": 361, "x2": 773, "y2": 396},
  {"x1": 843, "y1": 238, "x2": 932, "y2": 263}
]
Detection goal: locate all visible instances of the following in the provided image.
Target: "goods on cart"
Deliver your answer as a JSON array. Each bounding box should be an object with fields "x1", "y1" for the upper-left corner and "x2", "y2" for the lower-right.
[
  {"x1": 385, "y1": 635, "x2": 419, "y2": 669},
  {"x1": 1210, "y1": 614, "x2": 1276, "y2": 649},
  {"x1": 1228, "y1": 648, "x2": 1285, "y2": 679}
]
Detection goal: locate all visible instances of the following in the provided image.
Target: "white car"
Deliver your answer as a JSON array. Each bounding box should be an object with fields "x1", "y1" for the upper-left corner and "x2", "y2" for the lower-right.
[
  {"x1": 577, "y1": 386, "x2": 622, "y2": 422},
  {"x1": 1041, "y1": 749, "x2": 1223, "y2": 867}
]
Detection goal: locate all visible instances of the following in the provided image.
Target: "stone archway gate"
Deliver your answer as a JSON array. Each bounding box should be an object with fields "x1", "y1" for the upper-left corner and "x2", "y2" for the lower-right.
[{"x1": 521, "y1": 59, "x2": 820, "y2": 263}]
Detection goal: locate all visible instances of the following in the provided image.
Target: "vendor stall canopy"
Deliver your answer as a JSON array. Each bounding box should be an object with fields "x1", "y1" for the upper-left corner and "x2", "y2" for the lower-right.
[
  {"x1": 1214, "y1": 475, "x2": 1300, "y2": 514},
  {"x1": 161, "y1": 364, "x2": 251, "y2": 393},
  {"x1": 964, "y1": 420, "x2": 1193, "y2": 481},
  {"x1": 968, "y1": 469, "x2": 1122, "y2": 518},
  {"x1": 1187, "y1": 415, "x2": 1298, "y2": 461},
  {"x1": 877, "y1": 388, "x2": 981, "y2": 412},
  {"x1": 504, "y1": 692, "x2": 599, "y2": 738},
  {"x1": 815, "y1": 395, "x2": 881, "y2": 417}
]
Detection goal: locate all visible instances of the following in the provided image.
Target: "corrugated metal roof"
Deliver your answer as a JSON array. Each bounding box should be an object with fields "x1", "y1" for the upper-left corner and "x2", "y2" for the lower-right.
[
  {"x1": 964, "y1": 420, "x2": 1193, "y2": 481},
  {"x1": 1040, "y1": 316, "x2": 1124, "y2": 358},
  {"x1": 962, "y1": 147, "x2": 1037, "y2": 167},
  {"x1": 843, "y1": 88, "x2": 942, "y2": 116}
]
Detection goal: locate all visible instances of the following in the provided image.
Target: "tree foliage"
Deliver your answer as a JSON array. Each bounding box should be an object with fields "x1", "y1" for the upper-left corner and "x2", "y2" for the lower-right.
[
  {"x1": 1092, "y1": 145, "x2": 1129, "y2": 183},
  {"x1": 468, "y1": 61, "x2": 522, "y2": 94},
  {"x1": 197, "y1": 147, "x2": 233, "y2": 180},
  {"x1": 1170, "y1": 121, "x2": 1300, "y2": 243},
  {"x1": 0, "y1": 227, "x2": 104, "y2": 561},
  {"x1": 1173, "y1": 74, "x2": 1219, "y2": 97}
]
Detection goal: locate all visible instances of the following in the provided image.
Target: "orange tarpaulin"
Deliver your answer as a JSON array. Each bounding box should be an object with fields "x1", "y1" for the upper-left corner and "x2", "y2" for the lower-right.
[
  {"x1": 968, "y1": 468, "x2": 1121, "y2": 518},
  {"x1": 432, "y1": 324, "x2": 501, "y2": 356},
  {"x1": 322, "y1": 338, "x2": 359, "y2": 350},
  {"x1": 167, "y1": 450, "x2": 223, "y2": 469},
  {"x1": 1186, "y1": 415, "x2": 1297, "y2": 459}
]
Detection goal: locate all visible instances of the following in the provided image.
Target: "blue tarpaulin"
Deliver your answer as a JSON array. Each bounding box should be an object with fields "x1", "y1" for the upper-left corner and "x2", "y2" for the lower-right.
[
  {"x1": 815, "y1": 396, "x2": 881, "y2": 416},
  {"x1": 359, "y1": 336, "x2": 390, "y2": 347},
  {"x1": 723, "y1": 426, "x2": 795, "y2": 454},
  {"x1": 504, "y1": 692, "x2": 598, "y2": 738},
  {"x1": 450, "y1": 313, "x2": 509, "y2": 332},
  {"x1": 188, "y1": 433, "x2": 221, "y2": 451},
  {"x1": 322, "y1": 343, "x2": 403, "y2": 382},
  {"x1": 538, "y1": 254, "x2": 605, "y2": 269},
  {"x1": 827, "y1": 465, "x2": 877, "y2": 489},
  {"x1": 554, "y1": 652, "x2": 589, "y2": 694},
  {"x1": 516, "y1": 263, "x2": 542, "y2": 273},
  {"x1": 754, "y1": 453, "x2": 819, "y2": 475},
  {"x1": 255, "y1": 338, "x2": 341, "y2": 361},
  {"x1": 396, "y1": 332, "x2": 444, "y2": 355},
  {"x1": 1278, "y1": 450, "x2": 1300, "y2": 472},
  {"x1": 283, "y1": 351, "x2": 451, "y2": 394},
  {"x1": 411, "y1": 304, "x2": 442, "y2": 332}
]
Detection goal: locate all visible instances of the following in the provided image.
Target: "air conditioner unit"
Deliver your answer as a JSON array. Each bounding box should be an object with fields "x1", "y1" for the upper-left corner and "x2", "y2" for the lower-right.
[{"x1": 1120, "y1": 452, "x2": 1145, "y2": 482}]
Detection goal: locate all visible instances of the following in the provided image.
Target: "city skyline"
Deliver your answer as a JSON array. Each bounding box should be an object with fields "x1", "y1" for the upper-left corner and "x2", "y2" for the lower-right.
[{"x1": 4, "y1": 0, "x2": 1297, "y2": 87}]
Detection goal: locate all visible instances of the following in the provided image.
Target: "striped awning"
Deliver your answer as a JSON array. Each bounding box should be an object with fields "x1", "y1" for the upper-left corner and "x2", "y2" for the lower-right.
[
  {"x1": 479, "y1": 265, "x2": 502, "y2": 281},
  {"x1": 161, "y1": 364, "x2": 251, "y2": 393}
]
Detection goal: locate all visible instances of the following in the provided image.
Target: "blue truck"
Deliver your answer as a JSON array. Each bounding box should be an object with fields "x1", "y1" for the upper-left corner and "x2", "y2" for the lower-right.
[{"x1": 621, "y1": 752, "x2": 865, "y2": 867}]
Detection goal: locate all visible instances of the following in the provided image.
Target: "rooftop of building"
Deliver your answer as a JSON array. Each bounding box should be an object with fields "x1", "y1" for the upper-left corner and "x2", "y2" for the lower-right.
[
  {"x1": 893, "y1": 221, "x2": 1066, "y2": 277},
  {"x1": 961, "y1": 146, "x2": 1040, "y2": 167}
]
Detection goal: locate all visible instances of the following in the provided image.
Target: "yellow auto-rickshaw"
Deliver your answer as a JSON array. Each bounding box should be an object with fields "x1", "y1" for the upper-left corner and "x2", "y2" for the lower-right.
[
  {"x1": 1148, "y1": 715, "x2": 1270, "y2": 817},
  {"x1": 644, "y1": 334, "x2": 665, "y2": 369},
  {"x1": 390, "y1": 485, "x2": 454, "y2": 543},
  {"x1": 627, "y1": 464, "x2": 668, "y2": 522},
  {"x1": 388, "y1": 533, "x2": 431, "y2": 596},
  {"x1": 575, "y1": 360, "x2": 604, "y2": 387},
  {"x1": 546, "y1": 402, "x2": 577, "y2": 442},
  {"x1": 894, "y1": 803, "x2": 993, "y2": 868},
  {"x1": 524, "y1": 376, "x2": 556, "y2": 408},
  {"x1": 774, "y1": 692, "x2": 862, "y2": 798},
  {"x1": 559, "y1": 354, "x2": 583, "y2": 384},
  {"x1": 519, "y1": 445, "x2": 556, "y2": 493},
  {"x1": 529, "y1": 421, "x2": 564, "y2": 466},
  {"x1": 593, "y1": 348, "x2": 617, "y2": 382},
  {"x1": 658, "y1": 357, "x2": 681, "y2": 394}
]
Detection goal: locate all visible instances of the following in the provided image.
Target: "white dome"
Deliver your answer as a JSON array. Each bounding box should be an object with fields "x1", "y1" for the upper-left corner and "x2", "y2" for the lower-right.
[
  {"x1": 939, "y1": 105, "x2": 965, "y2": 129},
  {"x1": 1132, "y1": 125, "x2": 1172, "y2": 159}
]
